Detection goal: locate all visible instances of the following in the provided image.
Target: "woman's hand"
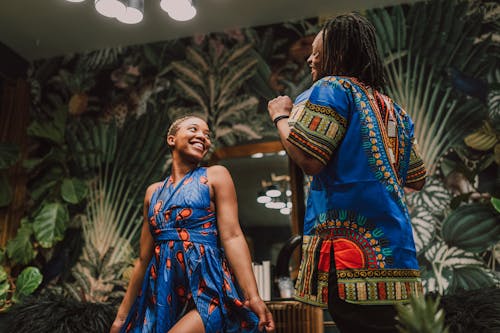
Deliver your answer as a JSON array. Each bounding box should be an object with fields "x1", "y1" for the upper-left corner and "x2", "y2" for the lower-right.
[
  {"x1": 109, "y1": 316, "x2": 126, "y2": 333},
  {"x1": 245, "y1": 296, "x2": 275, "y2": 332}
]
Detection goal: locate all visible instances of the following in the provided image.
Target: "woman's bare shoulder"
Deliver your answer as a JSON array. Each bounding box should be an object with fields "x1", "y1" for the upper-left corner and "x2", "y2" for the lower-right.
[
  {"x1": 145, "y1": 181, "x2": 164, "y2": 202},
  {"x1": 206, "y1": 165, "x2": 231, "y2": 180}
]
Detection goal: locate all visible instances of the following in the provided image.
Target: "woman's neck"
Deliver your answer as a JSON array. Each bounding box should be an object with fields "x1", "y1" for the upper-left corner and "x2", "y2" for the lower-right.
[{"x1": 170, "y1": 159, "x2": 198, "y2": 185}]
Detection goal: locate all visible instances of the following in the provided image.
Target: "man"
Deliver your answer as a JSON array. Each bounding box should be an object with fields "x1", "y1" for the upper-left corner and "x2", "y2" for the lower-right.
[{"x1": 268, "y1": 13, "x2": 427, "y2": 333}]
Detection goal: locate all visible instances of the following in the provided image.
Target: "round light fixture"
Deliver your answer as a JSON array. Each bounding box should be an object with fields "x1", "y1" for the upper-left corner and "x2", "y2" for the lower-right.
[
  {"x1": 256, "y1": 191, "x2": 271, "y2": 204},
  {"x1": 160, "y1": 0, "x2": 196, "y2": 21},
  {"x1": 95, "y1": 0, "x2": 126, "y2": 18},
  {"x1": 265, "y1": 185, "x2": 281, "y2": 198},
  {"x1": 273, "y1": 201, "x2": 286, "y2": 209},
  {"x1": 117, "y1": 0, "x2": 144, "y2": 23},
  {"x1": 280, "y1": 207, "x2": 291, "y2": 215}
]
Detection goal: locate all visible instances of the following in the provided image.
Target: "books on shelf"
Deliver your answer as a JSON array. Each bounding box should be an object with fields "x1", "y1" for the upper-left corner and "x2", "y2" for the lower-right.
[{"x1": 252, "y1": 260, "x2": 271, "y2": 301}]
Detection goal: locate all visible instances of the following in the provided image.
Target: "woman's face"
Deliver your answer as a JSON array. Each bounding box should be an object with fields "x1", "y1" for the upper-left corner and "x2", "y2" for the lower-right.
[
  {"x1": 168, "y1": 117, "x2": 212, "y2": 161},
  {"x1": 307, "y1": 30, "x2": 324, "y2": 82}
]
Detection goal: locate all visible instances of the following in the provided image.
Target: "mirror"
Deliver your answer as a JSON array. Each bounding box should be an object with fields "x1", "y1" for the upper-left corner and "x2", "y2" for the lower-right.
[{"x1": 210, "y1": 141, "x2": 304, "y2": 264}]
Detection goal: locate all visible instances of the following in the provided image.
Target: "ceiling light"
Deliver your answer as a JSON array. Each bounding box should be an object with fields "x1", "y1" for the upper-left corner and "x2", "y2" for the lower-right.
[
  {"x1": 117, "y1": 0, "x2": 144, "y2": 24},
  {"x1": 68, "y1": 0, "x2": 196, "y2": 24},
  {"x1": 265, "y1": 185, "x2": 281, "y2": 198},
  {"x1": 280, "y1": 207, "x2": 291, "y2": 215},
  {"x1": 256, "y1": 190, "x2": 271, "y2": 204},
  {"x1": 265, "y1": 200, "x2": 286, "y2": 209},
  {"x1": 264, "y1": 197, "x2": 286, "y2": 209},
  {"x1": 95, "y1": 0, "x2": 126, "y2": 18},
  {"x1": 264, "y1": 201, "x2": 276, "y2": 209},
  {"x1": 161, "y1": 0, "x2": 197, "y2": 21},
  {"x1": 273, "y1": 201, "x2": 286, "y2": 209}
]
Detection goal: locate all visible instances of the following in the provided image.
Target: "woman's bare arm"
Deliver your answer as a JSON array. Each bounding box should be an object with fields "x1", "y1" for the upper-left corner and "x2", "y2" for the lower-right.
[
  {"x1": 110, "y1": 183, "x2": 159, "y2": 333},
  {"x1": 208, "y1": 165, "x2": 274, "y2": 332}
]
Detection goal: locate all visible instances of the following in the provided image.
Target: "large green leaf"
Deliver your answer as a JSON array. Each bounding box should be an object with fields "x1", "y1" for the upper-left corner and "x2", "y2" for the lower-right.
[
  {"x1": 441, "y1": 203, "x2": 500, "y2": 252},
  {"x1": 27, "y1": 106, "x2": 67, "y2": 144},
  {"x1": 0, "y1": 143, "x2": 20, "y2": 169},
  {"x1": 29, "y1": 166, "x2": 64, "y2": 202},
  {"x1": 0, "y1": 248, "x2": 5, "y2": 264},
  {"x1": 0, "y1": 173, "x2": 13, "y2": 207},
  {"x1": 61, "y1": 178, "x2": 88, "y2": 204},
  {"x1": 0, "y1": 266, "x2": 6, "y2": 282},
  {"x1": 12, "y1": 267, "x2": 42, "y2": 301},
  {"x1": 449, "y1": 266, "x2": 496, "y2": 293},
  {"x1": 492, "y1": 197, "x2": 500, "y2": 213},
  {"x1": 6, "y1": 220, "x2": 36, "y2": 265},
  {"x1": 22, "y1": 147, "x2": 66, "y2": 172},
  {"x1": 33, "y1": 202, "x2": 69, "y2": 248},
  {"x1": 0, "y1": 280, "x2": 9, "y2": 307}
]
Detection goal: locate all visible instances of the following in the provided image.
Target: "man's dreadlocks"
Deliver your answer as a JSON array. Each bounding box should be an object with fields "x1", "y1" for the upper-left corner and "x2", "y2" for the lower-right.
[{"x1": 321, "y1": 13, "x2": 386, "y2": 90}]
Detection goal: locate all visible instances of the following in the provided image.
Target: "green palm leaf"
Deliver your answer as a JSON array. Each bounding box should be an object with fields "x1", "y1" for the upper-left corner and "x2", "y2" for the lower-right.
[
  {"x1": 70, "y1": 110, "x2": 170, "y2": 302},
  {"x1": 368, "y1": 1, "x2": 491, "y2": 173},
  {"x1": 173, "y1": 40, "x2": 261, "y2": 147},
  {"x1": 171, "y1": 61, "x2": 205, "y2": 87}
]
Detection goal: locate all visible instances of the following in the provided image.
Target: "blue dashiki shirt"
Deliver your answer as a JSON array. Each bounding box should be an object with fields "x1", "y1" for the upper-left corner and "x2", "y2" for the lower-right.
[
  {"x1": 121, "y1": 167, "x2": 260, "y2": 332},
  {"x1": 288, "y1": 76, "x2": 426, "y2": 307}
]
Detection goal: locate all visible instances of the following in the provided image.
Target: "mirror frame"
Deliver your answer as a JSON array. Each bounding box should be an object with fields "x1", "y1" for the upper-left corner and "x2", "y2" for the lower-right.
[{"x1": 209, "y1": 141, "x2": 304, "y2": 235}]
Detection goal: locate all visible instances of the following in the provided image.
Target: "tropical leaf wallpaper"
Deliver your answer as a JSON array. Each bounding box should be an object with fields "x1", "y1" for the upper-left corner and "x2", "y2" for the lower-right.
[{"x1": 0, "y1": 0, "x2": 499, "y2": 313}]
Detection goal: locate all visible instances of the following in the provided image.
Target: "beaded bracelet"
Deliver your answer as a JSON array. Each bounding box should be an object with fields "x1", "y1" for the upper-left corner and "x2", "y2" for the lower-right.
[{"x1": 273, "y1": 115, "x2": 289, "y2": 127}]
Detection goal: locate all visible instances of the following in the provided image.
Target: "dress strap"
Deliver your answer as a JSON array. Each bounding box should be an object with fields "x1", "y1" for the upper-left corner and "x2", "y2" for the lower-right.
[{"x1": 156, "y1": 168, "x2": 197, "y2": 208}]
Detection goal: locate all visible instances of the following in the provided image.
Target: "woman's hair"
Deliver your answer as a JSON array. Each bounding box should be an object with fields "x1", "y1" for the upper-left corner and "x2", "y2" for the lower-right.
[
  {"x1": 321, "y1": 12, "x2": 386, "y2": 90},
  {"x1": 166, "y1": 115, "x2": 205, "y2": 137}
]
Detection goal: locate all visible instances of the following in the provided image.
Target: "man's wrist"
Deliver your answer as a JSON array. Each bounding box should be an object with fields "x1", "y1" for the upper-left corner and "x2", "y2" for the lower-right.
[{"x1": 273, "y1": 115, "x2": 289, "y2": 127}]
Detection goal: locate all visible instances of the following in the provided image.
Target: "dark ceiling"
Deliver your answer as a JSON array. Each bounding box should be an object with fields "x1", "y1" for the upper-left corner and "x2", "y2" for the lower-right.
[{"x1": 0, "y1": 0, "x2": 419, "y2": 61}]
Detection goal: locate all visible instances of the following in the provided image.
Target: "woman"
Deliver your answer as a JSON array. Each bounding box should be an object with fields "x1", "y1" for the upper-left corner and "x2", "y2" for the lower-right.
[{"x1": 110, "y1": 116, "x2": 275, "y2": 333}]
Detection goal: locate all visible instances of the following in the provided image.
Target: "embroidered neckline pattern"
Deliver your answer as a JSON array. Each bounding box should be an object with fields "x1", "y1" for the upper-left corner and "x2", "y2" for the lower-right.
[{"x1": 327, "y1": 76, "x2": 407, "y2": 209}]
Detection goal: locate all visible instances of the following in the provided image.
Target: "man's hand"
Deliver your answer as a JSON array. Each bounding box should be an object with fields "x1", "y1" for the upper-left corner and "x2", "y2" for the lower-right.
[{"x1": 268, "y1": 95, "x2": 293, "y2": 121}]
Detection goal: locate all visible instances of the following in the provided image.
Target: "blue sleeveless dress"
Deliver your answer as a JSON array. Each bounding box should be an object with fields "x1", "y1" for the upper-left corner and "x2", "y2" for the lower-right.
[{"x1": 121, "y1": 167, "x2": 260, "y2": 333}]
